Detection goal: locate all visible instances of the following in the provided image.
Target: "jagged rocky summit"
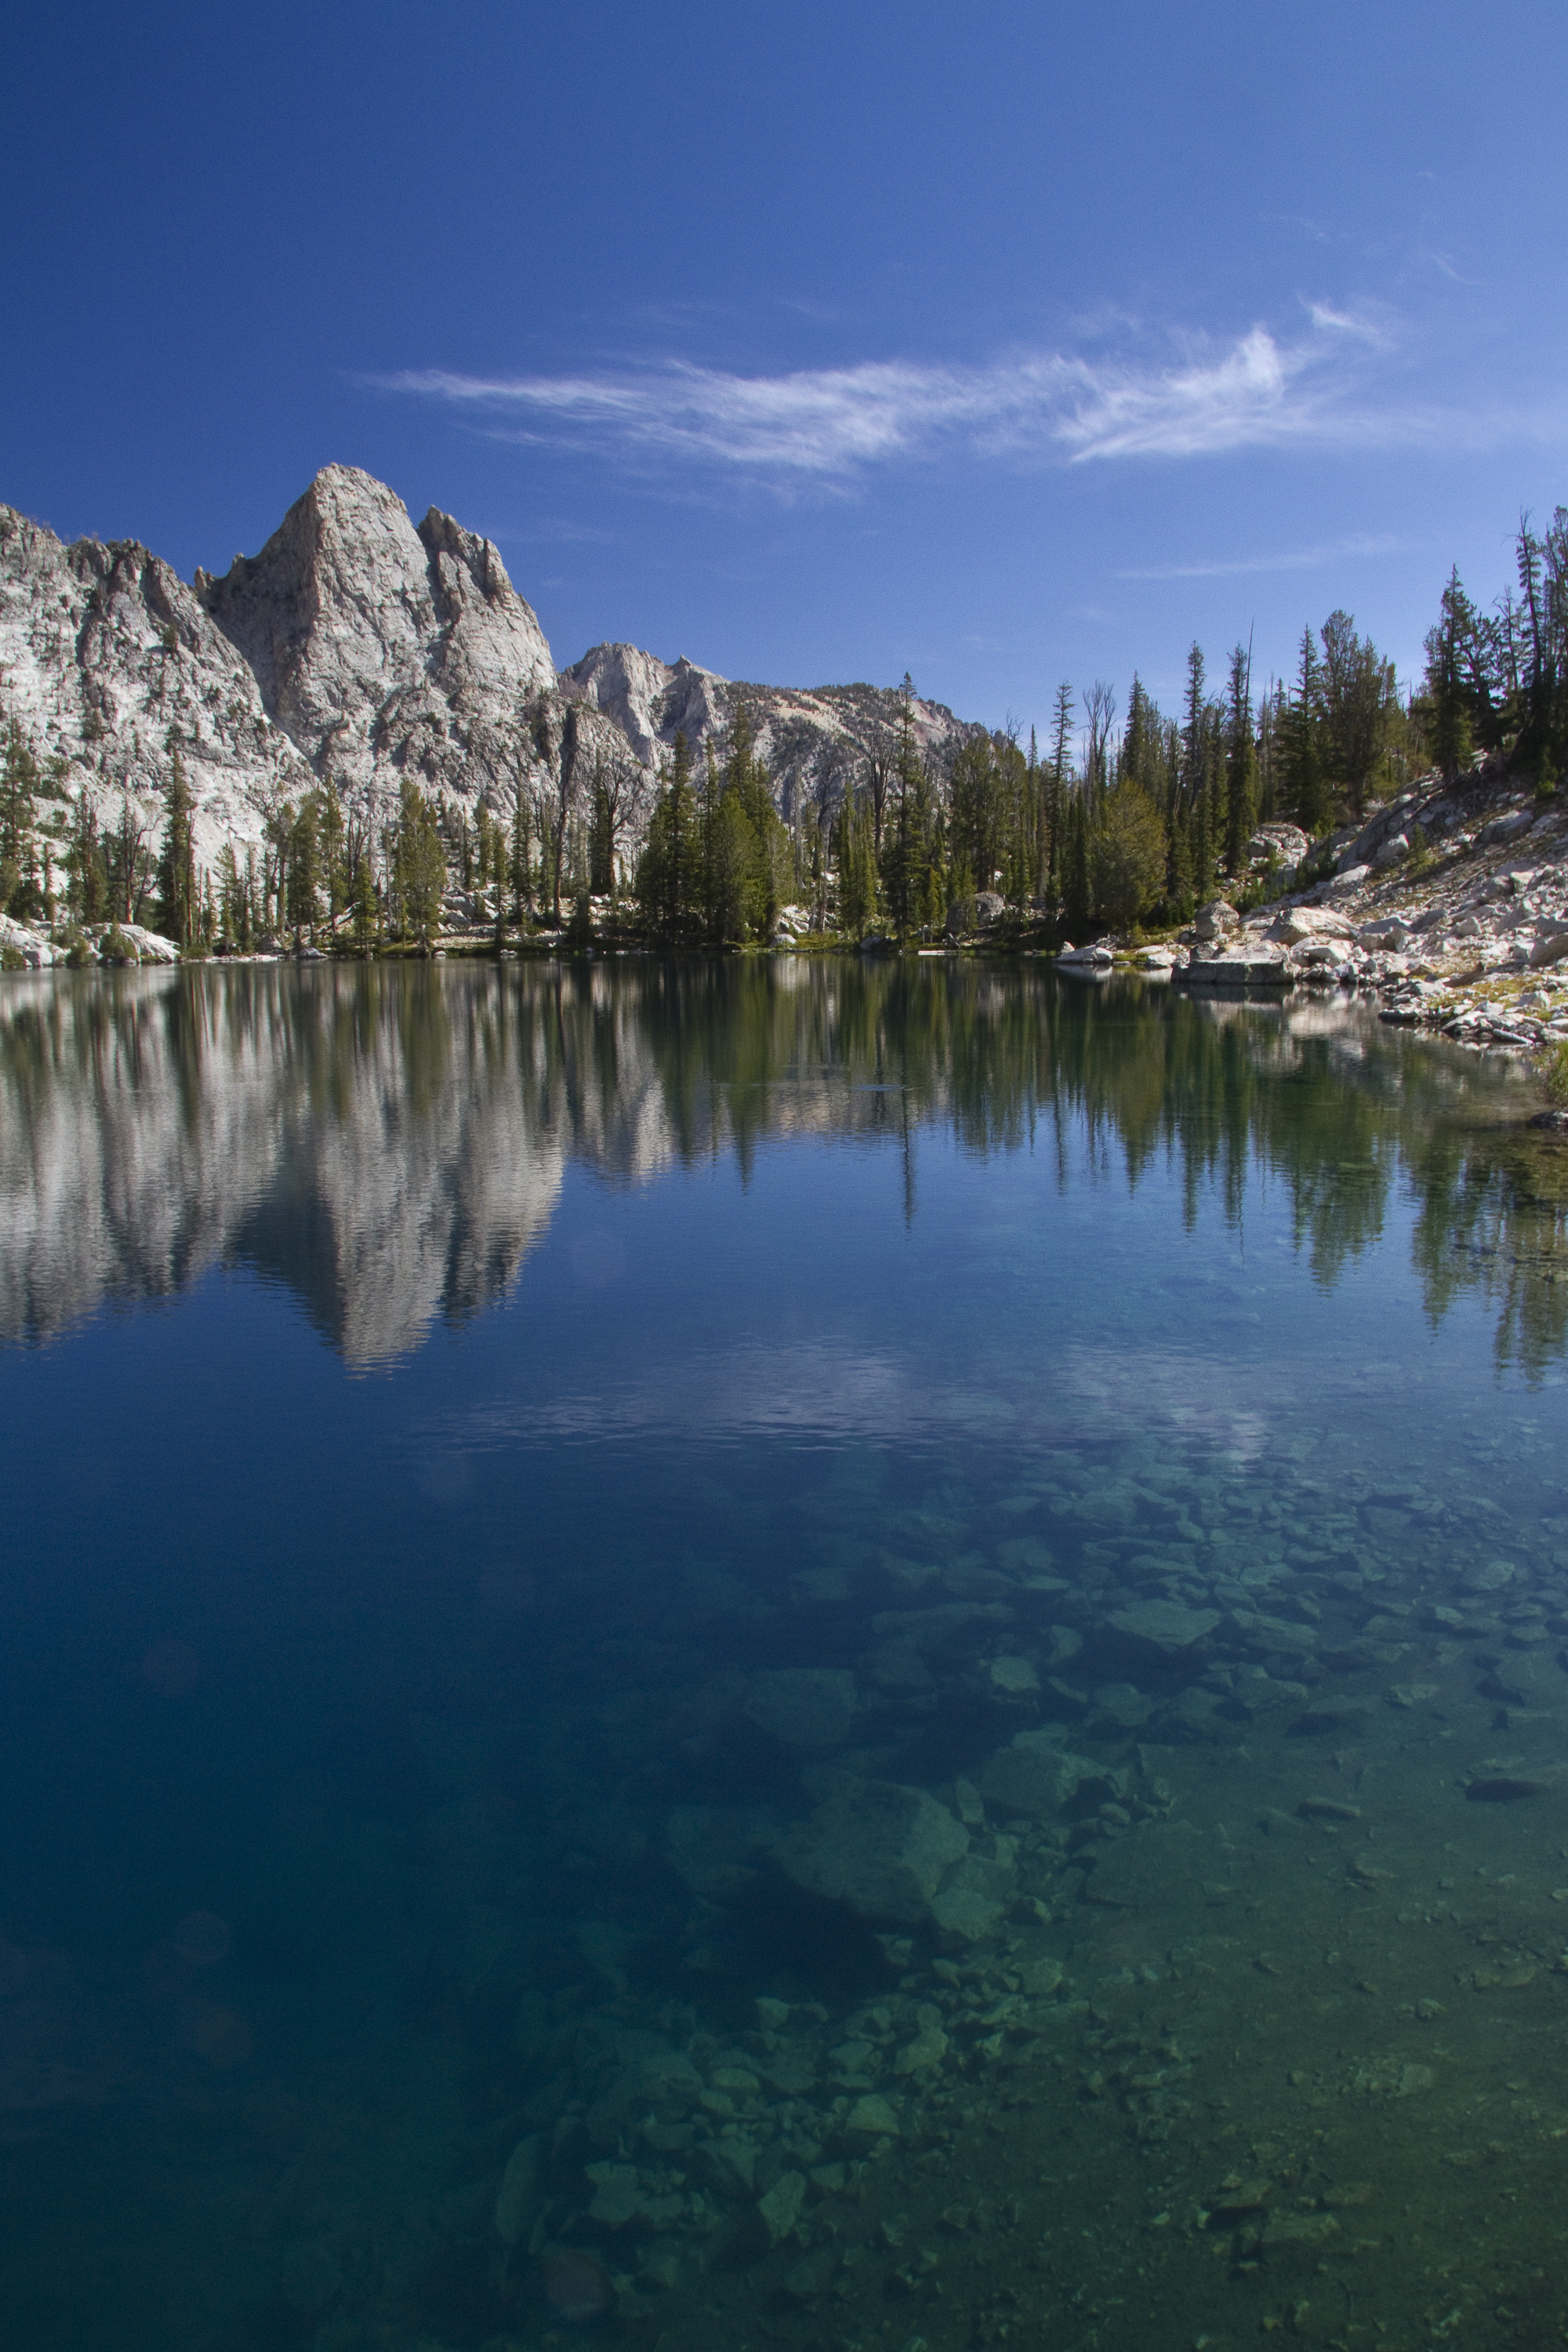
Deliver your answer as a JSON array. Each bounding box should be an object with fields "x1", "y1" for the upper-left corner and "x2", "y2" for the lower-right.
[{"x1": 0, "y1": 463, "x2": 983, "y2": 873}]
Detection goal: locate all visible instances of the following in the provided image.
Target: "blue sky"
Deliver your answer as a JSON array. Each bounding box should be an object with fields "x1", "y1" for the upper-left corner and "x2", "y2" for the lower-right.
[{"x1": 5, "y1": 0, "x2": 1566, "y2": 743}]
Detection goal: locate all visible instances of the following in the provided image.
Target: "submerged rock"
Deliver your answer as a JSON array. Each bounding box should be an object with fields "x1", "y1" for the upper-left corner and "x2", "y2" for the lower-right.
[
  {"x1": 1107, "y1": 1598, "x2": 1221, "y2": 1653},
  {"x1": 771, "y1": 1774, "x2": 969, "y2": 1921},
  {"x1": 757, "y1": 2169, "x2": 806, "y2": 2243},
  {"x1": 1466, "y1": 1772, "x2": 1552, "y2": 1801},
  {"x1": 988, "y1": 1654, "x2": 1041, "y2": 1694},
  {"x1": 894, "y1": 2024, "x2": 949, "y2": 2074},
  {"x1": 1261, "y1": 2211, "x2": 1341, "y2": 2249},
  {"x1": 495, "y1": 2133, "x2": 541, "y2": 2244},
  {"x1": 585, "y1": 2042, "x2": 704, "y2": 2144},
  {"x1": 977, "y1": 1731, "x2": 1112, "y2": 1820},
  {"x1": 1460, "y1": 1559, "x2": 1517, "y2": 1594},
  {"x1": 929, "y1": 1842, "x2": 1017, "y2": 1942},
  {"x1": 1091, "y1": 1682, "x2": 1155, "y2": 1730},
  {"x1": 585, "y1": 2161, "x2": 645, "y2": 2227},
  {"x1": 1151, "y1": 1686, "x2": 1227, "y2": 1741}
]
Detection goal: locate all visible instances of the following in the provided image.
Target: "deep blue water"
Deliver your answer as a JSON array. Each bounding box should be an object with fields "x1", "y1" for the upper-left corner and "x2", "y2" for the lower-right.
[{"x1": 2, "y1": 960, "x2": 1567, "y2": 2352}]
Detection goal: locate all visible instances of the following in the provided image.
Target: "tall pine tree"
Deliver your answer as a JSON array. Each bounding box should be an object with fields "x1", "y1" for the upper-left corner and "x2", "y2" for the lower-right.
[
  {"x1": 1283, "y1": 626, "x2": 1329, "y2": 836},
  {"x1": 1223, "y1": 644, "x2": 1259, "y2": 876},
  {"x1": 156, "y1": 742, "x2": 197, "y2": 948}
]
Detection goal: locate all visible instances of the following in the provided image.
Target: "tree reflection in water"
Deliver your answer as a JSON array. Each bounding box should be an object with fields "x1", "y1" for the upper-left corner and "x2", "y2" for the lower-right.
[{"x1": 0, "y1": 958, "x2": 1561, "y2": 1373}]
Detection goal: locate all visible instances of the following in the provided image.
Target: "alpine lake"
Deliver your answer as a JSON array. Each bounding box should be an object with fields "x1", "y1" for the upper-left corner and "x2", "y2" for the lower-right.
[{"x1": 5, "y1": 955, "x2": 1568, "y2": 2352}]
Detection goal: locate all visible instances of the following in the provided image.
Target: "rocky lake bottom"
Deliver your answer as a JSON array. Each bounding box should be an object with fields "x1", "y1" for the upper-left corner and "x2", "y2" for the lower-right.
[{"x1": 3, "y1": 960, "x2": 1568, "y2": 2352}]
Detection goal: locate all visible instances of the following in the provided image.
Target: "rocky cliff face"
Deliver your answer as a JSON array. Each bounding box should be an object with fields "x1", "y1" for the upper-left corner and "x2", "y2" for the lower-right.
[
  {"x1": 194, "y1": 465, "x2": 556, "y2": 804},
  {"x1": 0, "y1": 505, "x2": 315, "y2": 870},
  {"x1": 0, "y1": 466, "x2": 984, "y2": 884}
]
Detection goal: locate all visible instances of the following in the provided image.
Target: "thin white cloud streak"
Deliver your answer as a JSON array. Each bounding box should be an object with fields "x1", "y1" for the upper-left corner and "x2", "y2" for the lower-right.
[
  {"x1": 377, "y1": 314, "x2": 1545, "y2": 481},
  {"x1": 1116, "y1": 532, "x2": 1406, "y2": 581},
  {"x1": 1422, "y1": 248, "x2": 1483, "y2": 288},
  {"x1": 1303, "y1": 299, "x2": 1387, "y2": 343},
  {"x1": 377, "y1": 322, "x2": 1413, "y2": 477}
]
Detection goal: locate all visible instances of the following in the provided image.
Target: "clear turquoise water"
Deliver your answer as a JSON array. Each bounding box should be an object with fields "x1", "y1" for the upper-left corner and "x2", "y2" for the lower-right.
[{"x1": 2, "y1": 960, "x2": 1567, "y2": 2352}]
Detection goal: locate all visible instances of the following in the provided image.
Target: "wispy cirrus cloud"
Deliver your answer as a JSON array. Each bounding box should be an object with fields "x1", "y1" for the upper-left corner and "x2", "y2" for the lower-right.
[
  {"x1": 372, "y1": 310, "x2": 1473, "y2": 484},
  {"x1": 1303, "y1": 299, "x2": 1388, "y2": 342},
  {"x1": 1116, "y1": 531, "x2": 1406, "y2": 581}
]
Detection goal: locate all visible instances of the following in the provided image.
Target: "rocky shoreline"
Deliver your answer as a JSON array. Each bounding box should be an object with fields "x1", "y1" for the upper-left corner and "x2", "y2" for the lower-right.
[{"x1": 1087, "y1": 766, "x2": 1568, "y2": 1073}]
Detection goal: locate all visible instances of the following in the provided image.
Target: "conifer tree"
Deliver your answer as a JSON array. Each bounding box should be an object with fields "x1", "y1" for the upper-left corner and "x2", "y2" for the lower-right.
[
  {"x1": 287, "y1": 793, "x2": 321, "y2": 944},
  {"x1": 837, "y1": 782, "x2": 880, "y2": 935},
  {"x1": 1165, "y1": 782, "x2": 1193, "y2": 912},
  {"x1": 68, "y1": 783, "x2": 107, "y2": 925},
  {"x1": 156, "y1": 742, "x2": 197, "y2": 948},
  {"x1": 880, "y1": 681, "x2": 929, "y2": 936},
  {"x1": 705, "y1": 700, "x2": 789, "y2": 940},
  {"x1": 1189, "y1": 766, "x2": 1214, "y2": 906},
  {"x1": 920, "y1": 856, "x2": 946, "y2": 936},
  {"x1": 1180, "y1": 643, "x2": 1207, "y2": 815},
  {"x1": 217, "y1": 842, "x2": 242, "y2": 949},
  {"x1": 664, "y1": 728, "x2": 696, "y2": 930},
  {"x1": 1121, "y1": 675, "x2": 1160, "y2": 798},
  {"x1": 1224, "y1": 644, "x2": 1259, "y2": 875},
  {"x1": 1424, "y1": 568, "x2": 1479, "y2": 782},
  {"x1": 707, "y1": 793, "x2": 753, "y2": 939},
  {"x1": 1063, "y1": 790, "x2": 1091, "y2": 936},
  {"x1": 351, "y1": 851, "x2": 377, "y2": 952},
  {"x1": 946, "y1": 843, "x2": 975, "y2": 936},
  {"x1": 1256, "y1": 681, "x2": 1286, "y2": 823},
  {"x1": 1091, "y1": 781, "x2": 1167, "y2": 931},
  {"x1": 1283, "y1": 626, "x2": 1330, "y2": 836},
  {"x1": 1, "y1": 720, "x2": 42, "y2": 920},
  {"x1": 393, "y1": 775, "x2": 445, "y2": 947},
  {"x1": 529, "y1": 701, "x2": 578, "y2": 924},
  {"x1": 1046, "y1": 681, "x2": 1073, "y2": 906},
  {"x1": 510, "y1": 779, "x2": 532, "y2": 925},
  {"x1": 1319, "y1": 611, "x2": 1394, "y2": 817},
  {"x1": 321, "y1": 779, "x2": 347, "y2": 923},
  {"x1": 1023, "y1": 724, "x2": 1044, "y2": 901},
  {"x1": 635, "y1": 731, "x2": 698, "y2": 934},
  {"x1": 474, "y1": 800, "x2": 494, "y2": 910}
]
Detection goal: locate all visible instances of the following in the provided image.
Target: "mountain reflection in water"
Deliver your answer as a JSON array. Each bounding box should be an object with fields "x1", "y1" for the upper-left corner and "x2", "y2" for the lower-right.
[{"x1": 0, "y1": 956, "x2": 1563, "y2": 1371}]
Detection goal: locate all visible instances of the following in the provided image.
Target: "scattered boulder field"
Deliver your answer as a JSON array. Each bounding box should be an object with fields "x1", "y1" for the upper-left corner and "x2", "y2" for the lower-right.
[{"x1": 1089, "y1": 768, "x2": 1568, "y2": 1064}]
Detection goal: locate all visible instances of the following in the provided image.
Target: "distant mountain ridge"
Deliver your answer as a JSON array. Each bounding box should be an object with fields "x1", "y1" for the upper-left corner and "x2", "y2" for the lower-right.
[
  {"x1": 560, "y1": 642, "x2": 985, "y2": 824},
  {"x1": 0, "y1": 464, "x2": 985, "y2": 869}
]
